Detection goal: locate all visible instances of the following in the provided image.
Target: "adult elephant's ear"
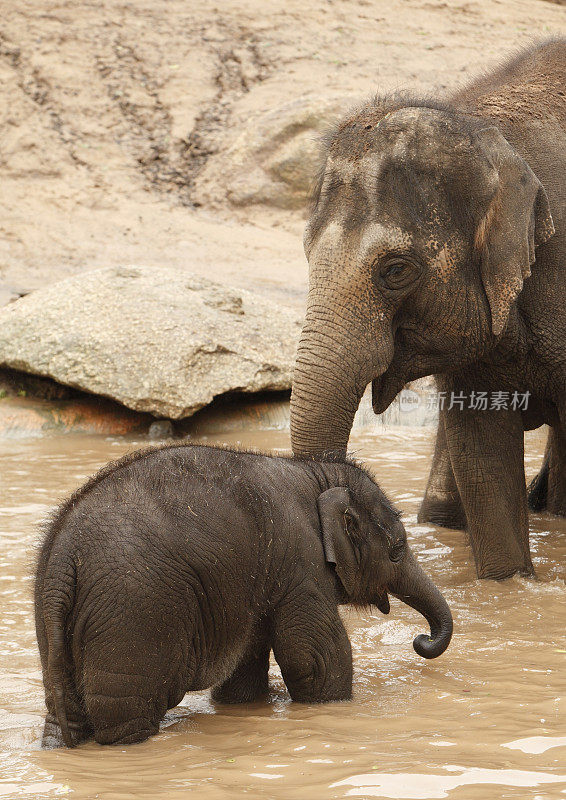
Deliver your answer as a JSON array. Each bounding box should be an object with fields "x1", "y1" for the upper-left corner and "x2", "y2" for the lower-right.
[
  {"x1": 317, "y1": 487, "x2": 359, "y2": 597},
  {"x1": 474, "y1": 127, "x2": 555, "y2": 336}
]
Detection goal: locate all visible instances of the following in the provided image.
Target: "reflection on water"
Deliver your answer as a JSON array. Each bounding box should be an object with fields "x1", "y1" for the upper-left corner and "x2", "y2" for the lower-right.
[
  {"x1": 332, "y1": 768, "x2": 566, "y2": 798},
  {"x1": 0, "y1": 426, "x2": 565, "y2": 799}
]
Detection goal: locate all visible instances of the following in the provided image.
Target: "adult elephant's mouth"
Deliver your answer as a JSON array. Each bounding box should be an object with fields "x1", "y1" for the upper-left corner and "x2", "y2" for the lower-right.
[
  {"x1": 371, "y1": 371, "x2": 408, "y2": 415},
  {"x1": 370, "y1": 330, "x2": 418, "y2": 414},
  {"x1": 371, "y1": 333, "x2": 443, "y2": 415}
]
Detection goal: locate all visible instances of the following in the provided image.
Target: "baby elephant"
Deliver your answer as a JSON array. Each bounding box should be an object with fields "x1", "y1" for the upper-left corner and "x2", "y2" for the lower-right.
[{"x1": 35, "y1": 444, "x2": 453, "y2": 747}]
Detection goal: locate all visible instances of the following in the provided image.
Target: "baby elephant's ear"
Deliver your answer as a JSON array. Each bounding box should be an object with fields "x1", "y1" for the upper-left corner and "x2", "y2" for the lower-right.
[
  {"x1": 317, "y1": 487, "x2": 358, "y2": 596},
  {"x1": 473, "y1": 127, "x2": 555, "y2": 337}
]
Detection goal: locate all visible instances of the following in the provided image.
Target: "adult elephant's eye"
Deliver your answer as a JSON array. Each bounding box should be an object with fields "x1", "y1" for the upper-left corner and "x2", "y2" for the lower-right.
[{"x1": 379, "y1": 257, "x2": 420, "y2": 290}]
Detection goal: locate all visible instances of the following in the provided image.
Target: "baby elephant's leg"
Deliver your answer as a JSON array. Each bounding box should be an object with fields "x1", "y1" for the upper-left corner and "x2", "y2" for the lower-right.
[
  {"x1": 212, "y1": 620, "x2": 271, "y2": 704},
  {"x1": 272, "y1": 591, "x2": 352, "y2": 703},
  {"x1": 83, "y1": 668, "x2": 165, "y2": 745}
]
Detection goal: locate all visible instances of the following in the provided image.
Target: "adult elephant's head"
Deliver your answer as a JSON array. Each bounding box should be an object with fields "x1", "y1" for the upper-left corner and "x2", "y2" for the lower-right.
[{"x1": 290, "y1": 101, "x2": 555, "y2": 457}]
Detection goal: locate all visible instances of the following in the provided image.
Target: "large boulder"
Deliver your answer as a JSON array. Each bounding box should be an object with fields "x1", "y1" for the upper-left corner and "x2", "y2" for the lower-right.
[
  {"x1": 0, "y1": 266, "x2": 303, "y2": 419},
  {"x1": 193, "y1": 95, "x2": 350, "y2": 210}
]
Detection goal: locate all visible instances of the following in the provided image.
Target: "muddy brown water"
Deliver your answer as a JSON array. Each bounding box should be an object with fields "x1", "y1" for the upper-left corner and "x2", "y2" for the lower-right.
[{"x1": 1, "y1": 425, "x2": 565, "y2": 800}]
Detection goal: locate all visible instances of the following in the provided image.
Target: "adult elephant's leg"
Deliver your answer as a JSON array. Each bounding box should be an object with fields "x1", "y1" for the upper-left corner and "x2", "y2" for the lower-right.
[
  {"x1": 527, "y1": 432, "x2": 550, "y2": 512},
  {"x1": 526, "y1": 427, "x2": 566, "y2": 515},
  {"x1": 444, "y1": 405, "x2": 533, "y2": 579},
  {"x1": 418, "y1": 411, "x2": 467, "y2": 529},
  {"x1": 272, "y1": 591, "x2": 352, "y2": 702},
  {"x1": 546, "y1": 427, "x2": 566, "y2": 516},
  {"x1": 212, "y1": 620, "x2": 271, "y2": 704}
]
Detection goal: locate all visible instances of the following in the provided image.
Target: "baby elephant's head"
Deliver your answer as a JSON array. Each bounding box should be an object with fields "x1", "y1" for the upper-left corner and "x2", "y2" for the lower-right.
[{"x1": 317, "y1": 475, "x2": 452, "y2": 659}]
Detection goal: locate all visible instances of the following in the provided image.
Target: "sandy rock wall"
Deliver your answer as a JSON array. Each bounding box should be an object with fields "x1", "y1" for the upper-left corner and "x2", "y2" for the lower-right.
[{"x1": 1, "y1": 0, "x2": 564, "y2": 302}]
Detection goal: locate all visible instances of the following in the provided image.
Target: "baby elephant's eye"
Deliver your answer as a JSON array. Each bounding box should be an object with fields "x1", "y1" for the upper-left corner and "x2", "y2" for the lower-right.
[{"x1": 389, "y1": 541, "x2": 405, "y2": 562}]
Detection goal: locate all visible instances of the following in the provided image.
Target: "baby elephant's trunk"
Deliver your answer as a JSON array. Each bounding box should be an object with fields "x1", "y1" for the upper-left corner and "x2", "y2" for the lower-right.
[{"x1": 390, "y1": 550, "x2": 453, "y2": 659}]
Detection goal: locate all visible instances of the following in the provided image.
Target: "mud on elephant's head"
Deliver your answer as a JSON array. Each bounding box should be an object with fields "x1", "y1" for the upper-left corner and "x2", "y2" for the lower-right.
[{"x1": 291, "y1": 100, "x2": 555, "y2": 456}]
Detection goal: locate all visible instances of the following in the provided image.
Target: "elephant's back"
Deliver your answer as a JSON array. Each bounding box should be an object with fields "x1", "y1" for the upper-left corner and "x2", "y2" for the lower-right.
[
  {"x1": 451, "y1": 39, "x2": 566, "y2": 132},
  {"x1": 61, "y1": 446, "x2": 260, "y2": 586},
  {"x1": 451, "y1": 39, "x2": 566, "y2": 224},
  {"x1": 40, "y1": 442, "x2": 279, "y2": 638},
  {"x1": 45, "y1": 442, "x2": 259, "y2": 549}
]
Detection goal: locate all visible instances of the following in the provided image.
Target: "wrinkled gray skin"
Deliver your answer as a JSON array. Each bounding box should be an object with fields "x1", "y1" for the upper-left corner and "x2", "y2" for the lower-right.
[
  {"x1": 290, "y1": 40, "x2": 566, "y2": 580},
  {"x1": 35, "y1": 444, "x2": 452, "y2": 748}
]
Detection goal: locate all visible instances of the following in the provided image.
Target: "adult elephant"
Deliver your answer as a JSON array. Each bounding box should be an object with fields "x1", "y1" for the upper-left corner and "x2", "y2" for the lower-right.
[{"x1": 290, "y1": 40, "x2": 566, "y2": 580}]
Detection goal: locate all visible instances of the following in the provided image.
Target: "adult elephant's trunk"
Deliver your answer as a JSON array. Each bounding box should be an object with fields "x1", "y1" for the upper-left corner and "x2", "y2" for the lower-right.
[
  {"x1": 291, "y1": 327, "x2": 365, "y2": 456},
  {"x1": 391, "y1": 550, "x2": 453, "y2": 659},
  {"x1": 291, "y1": 295, "x2": 392, "y2": 457}
]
